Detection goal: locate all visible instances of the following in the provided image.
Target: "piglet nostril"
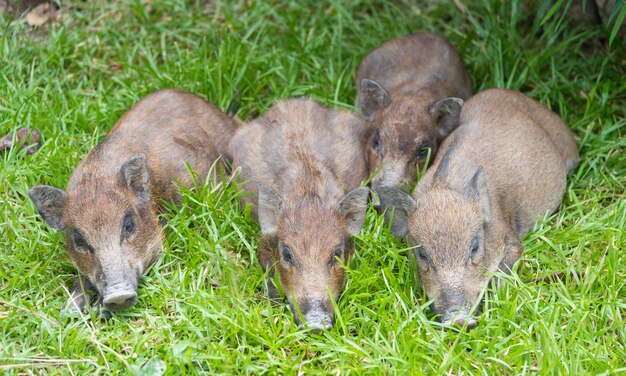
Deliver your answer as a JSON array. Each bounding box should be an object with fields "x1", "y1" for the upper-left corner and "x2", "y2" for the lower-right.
[
  {"x1": 442, "y1": 312, "x2": 478, "y2": 330},
  {"x1": 305, "y1": 320, "x2": 333, "y2": 333}
]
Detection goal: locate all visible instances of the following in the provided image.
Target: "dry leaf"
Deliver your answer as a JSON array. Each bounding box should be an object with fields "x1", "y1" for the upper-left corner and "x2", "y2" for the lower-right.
[
  {"x1": 0, "y1": 128, "x2": 42, "y2": 154},
  {"x1": 25, "y1": 3, "x2": 56, "y2": 27}
]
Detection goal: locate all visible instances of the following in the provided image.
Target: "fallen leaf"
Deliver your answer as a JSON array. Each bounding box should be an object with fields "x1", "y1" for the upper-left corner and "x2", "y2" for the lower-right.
[
  {"x1": 25, "y1": 3, "x2": 56, "y2": 27},
  {"x1": 0, "y1": 128, "x2": 42, "y2": 154}
]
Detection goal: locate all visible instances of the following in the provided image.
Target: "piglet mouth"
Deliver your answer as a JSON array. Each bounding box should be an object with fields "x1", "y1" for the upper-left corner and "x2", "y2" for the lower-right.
[
  {"x1": 373, "y1": 182, "x2": 411, "y2": 212},
  {"x1": 437, "y1": 309, "x2": 478, "y2": 330},
  {"x1": 102, "y1": 285, "x2": 138, "y2": 312},
  {"x1": 291, "y1": 300, "x2": 335, "y2": 333},
  {"x1": 302, "y1": 312, "x2": 334, "y2": 333}
]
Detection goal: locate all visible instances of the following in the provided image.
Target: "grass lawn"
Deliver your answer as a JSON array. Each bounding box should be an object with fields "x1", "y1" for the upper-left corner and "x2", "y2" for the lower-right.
[{"x1": 1, "y1": 0, "x2": 625, "y2": 374}]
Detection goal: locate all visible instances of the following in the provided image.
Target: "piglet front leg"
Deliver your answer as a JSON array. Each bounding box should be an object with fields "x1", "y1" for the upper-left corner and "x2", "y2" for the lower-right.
[
  {"x1": 60, "y1": 276, "x2": 110, "y2": 319},
  {"x1": 498, "y1": 236, "x2": 524, "y2": 274},
  {"x1": 266, "y1": 270, "x2": 281, "y2": 302}
]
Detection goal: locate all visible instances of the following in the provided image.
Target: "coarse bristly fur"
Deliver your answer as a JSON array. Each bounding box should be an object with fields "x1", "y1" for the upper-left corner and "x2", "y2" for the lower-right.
[
  {"x1": 377, "y1": 88, "x2": 579, "y2": 329},
  {"x1": 229, "y1": 98, "x2": 370, "y2": 332},
  {"x1": 356, "y1": 32, "x2": 473, "y2": 192},
  {"x1": 28, "y1": 89, "x2": 242, "y2": 317}
]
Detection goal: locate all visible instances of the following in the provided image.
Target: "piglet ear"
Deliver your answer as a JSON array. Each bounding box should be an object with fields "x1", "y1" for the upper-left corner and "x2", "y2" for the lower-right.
[
  {"x1": 28, "y1": 185, "x2": 67, "y2": 231},
  {"x1": 336, "y1": 187, "x2": 370, "y2": 235},
  {"x1": 359, "y1": 79, "x2": 391, "y2": 122},
  {"x1": 120, "y1": 153, "x2": 150, "y2": 203},
  {"x1": 430, "y1": 97, "x2": 464, "y2": 137},
  {"x1": 258, "y1": 185, "x2": 284, "y2": 236},
  {"x1": 464, "y1": 166, "x2": 491, "y2": 224},
  {"x1": 376, "y1": 187, "x2": 416, "y2": 238}
]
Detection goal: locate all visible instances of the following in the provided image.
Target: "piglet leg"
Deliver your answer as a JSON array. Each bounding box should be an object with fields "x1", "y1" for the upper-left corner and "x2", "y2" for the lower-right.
[
  {"x1": 92, "y1": 294, "x2": 112, "y2": 319},
  {"x1": 60, "y1": 276, "x2": 111, "y2": 319},
  {"x1": 498, "y1": 238, "x2": 524, "y2": 274},
  {"x1": 265, "y1": 267, "x2": 281, "y2": 303},
  {"x1": 60, "y1": 275, "x2": 94, "y2": 317}
]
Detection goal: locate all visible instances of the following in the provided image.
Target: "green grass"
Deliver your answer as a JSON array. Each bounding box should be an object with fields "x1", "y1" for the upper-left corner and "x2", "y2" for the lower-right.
[{"x1": 1, "y1": 0, "x2": 625, "y2": 374}]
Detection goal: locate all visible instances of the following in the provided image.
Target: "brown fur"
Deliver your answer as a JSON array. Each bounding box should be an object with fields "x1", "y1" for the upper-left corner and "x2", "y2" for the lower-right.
[
  {"x1": 29, "y1": 89, "x2": 241, "y2": 315},
  {"x1": 356, "y1": 32, "x2": 472, "y2": 190},
  {"x1": 377, "y1": 88, "x2": 579, "y2": 327},
  {"x1": 229, "y1": 98, "x2": 370, "y2": 331}
]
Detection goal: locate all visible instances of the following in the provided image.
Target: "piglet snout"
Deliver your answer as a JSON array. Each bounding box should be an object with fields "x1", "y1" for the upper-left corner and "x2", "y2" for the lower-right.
[
  {"x1": 304, "y1": 312, "x2": 334, "y2": 333},
  {"x1": 103, "y1": 287, "x2": 137, "y2": 311},
  {"x1": 302, "y1": 300, "x2": 334, "y2": 333},
  {"x1": 441, "y1": 310, "x2": 478, "y2": 330}
]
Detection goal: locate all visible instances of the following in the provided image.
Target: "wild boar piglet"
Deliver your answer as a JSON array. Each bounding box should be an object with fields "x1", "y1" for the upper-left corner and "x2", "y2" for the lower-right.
[
  {"x1": 229, "y1": 98, "x2": 370, "y2": 332},
  {"x1": 377, "y1": 88, "x2": 579, "y2": 328},
  {"x1": 29, "y1": 89, "x2": 241, "y2": 316},
  {"x1": 356, "y1": 32, "x2": 472, "y2": 192}
]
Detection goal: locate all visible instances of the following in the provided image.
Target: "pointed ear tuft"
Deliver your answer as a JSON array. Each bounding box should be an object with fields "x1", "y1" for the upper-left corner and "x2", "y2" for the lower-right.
[
  {"x1": 376, "y1": 187, "x2": 416, "y2": 238},
  {"x1": 258, "y1": 185, "x2": 284, "y2": 236},
  {"x1": 464, "y1": 166, "x2": 491, "y2": 224},
  {"x1": 358, "y1": 79, "x2": 391, "y2": 122},
  {"x1": 120, "y1": 153, "x2": 150, "y2": 203},
  {"x1": 336, "y1": 187, "x2": 370, "y2": 235},
  {"x1": 28, "y1": 185, "x2": 67, "y2": 230},
  {"x1": 430, "y1": 97, "x2": 464, "y2": 137}
]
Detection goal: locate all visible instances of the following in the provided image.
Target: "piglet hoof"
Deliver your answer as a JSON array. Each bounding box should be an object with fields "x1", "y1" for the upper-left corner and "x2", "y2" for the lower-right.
[
  {"x1": 97, "y1": 309, "x2": 112, "y2": 320},
  {"x1": 59, "y1": 297, "x2": 89, "y2": 317},
  {"x1": 59, "y1": 296, "x2": 112, "y2": 320},
  {"x1": 60, "y1": 276, "x2": 97, "y2": 318},
  {"x1": 60, "y1": 286, "x2": 91, "y2": 317},
  {"x1": 264, "y1": 278, "x2": 282, "y2": 304},
  {"x1": 92, "y1": 296, "x2": 113, "y2": 320}
]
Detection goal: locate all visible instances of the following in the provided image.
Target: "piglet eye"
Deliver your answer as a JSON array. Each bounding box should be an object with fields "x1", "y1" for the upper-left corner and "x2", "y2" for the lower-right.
[
  {"x1": 372, "y1": 130, "x2": 382, "y2": 155},
  {"x1": 71, "y1": 229, "x2": 90, "y2": 253},
  {"x1": 415, "y1": 245, "x2": 428, "y2": 263},
  {"x1": 122, "y1": 212, "x2": 136, "y2": 239},
  {"x1": 330, "y1": 244, "x2": 343, "y2": 265},
  {"x1": 281, "y1": 244, "x2": 295, "y2": 266},
  {"x1": 414, "y1": 142, "x2": 431, "y2": 160},
  {"x1": 469, "y1": 236, "x2": 483, "y2": 263}
]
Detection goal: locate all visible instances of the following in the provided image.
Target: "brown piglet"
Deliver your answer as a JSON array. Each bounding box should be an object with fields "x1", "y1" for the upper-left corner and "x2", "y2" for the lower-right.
[
  {"x1": 29, "y1": 89, "x2": 241, "y2": 317},
  {"x1": 356, "y1": 32, "x2": 472, "y2": 193},
  {"x1": 229, "y1": 98, "x2": 370, "y2": 332},
  {"x1": 377, "y1": 88, "x2": 579, "y2": 328}
]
